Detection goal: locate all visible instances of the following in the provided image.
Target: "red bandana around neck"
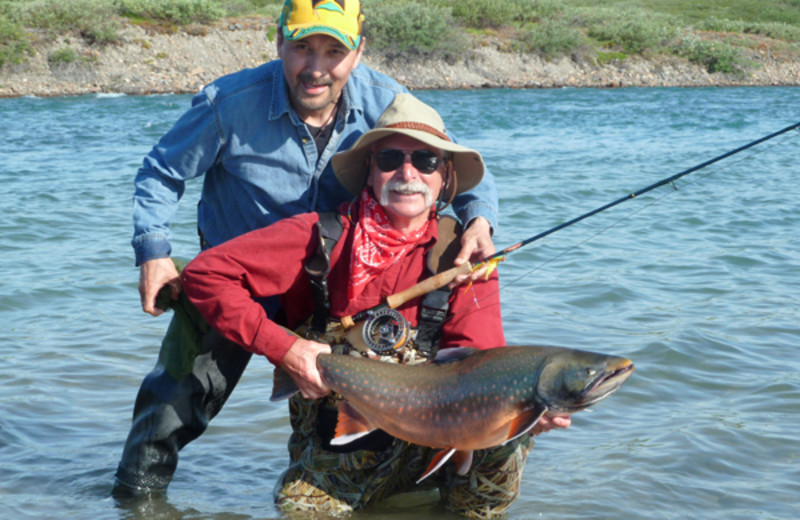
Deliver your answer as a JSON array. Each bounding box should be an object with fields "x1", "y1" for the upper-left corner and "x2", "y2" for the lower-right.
[{"x1": 348, "y1": 189, "x2": 431, "y2": 300}]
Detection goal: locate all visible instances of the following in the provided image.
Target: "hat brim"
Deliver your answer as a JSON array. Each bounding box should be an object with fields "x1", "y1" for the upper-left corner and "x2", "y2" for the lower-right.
[
  {"x1": 332, "y1": 127, "x2": 485, "y2": 199},
  {"x1": 282, "y1": 24, "x2": 361, "y2": 51}
]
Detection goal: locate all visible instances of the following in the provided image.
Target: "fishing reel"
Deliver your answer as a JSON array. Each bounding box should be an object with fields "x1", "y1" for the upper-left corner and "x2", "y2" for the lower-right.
[{"x1": 361, "y1": 307, "x2": 410, "y2": 355}]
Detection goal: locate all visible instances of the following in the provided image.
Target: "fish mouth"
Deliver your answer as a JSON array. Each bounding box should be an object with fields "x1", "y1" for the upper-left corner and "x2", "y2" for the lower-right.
[{"x1": 582, "y1": 359, "x2": 634, "y2": 407}]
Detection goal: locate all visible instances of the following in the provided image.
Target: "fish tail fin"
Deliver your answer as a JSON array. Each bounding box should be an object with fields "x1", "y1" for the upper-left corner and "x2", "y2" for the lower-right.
[
  {"x1": 330, "y1": 400, "x2": 376, "y2": 445},
  {"x1": 269, "y1": 366, "x2": 299, "y2": 401}
]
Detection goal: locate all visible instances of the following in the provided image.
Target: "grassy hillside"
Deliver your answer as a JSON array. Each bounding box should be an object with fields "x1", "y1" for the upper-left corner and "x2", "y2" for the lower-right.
[{"x1": 2, "y1": 0, "x2": 799, "y2": 76}]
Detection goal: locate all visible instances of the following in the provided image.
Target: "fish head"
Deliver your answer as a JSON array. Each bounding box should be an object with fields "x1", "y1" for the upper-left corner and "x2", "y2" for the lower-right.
[{"x1": 536, "y1": 347, "x2": 634, "y2": 414}]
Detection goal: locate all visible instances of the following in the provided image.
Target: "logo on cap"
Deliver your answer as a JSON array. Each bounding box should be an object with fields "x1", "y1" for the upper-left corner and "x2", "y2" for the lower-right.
[{"x1": 280, "y1": 0, "x2": 364, "y2": 51}]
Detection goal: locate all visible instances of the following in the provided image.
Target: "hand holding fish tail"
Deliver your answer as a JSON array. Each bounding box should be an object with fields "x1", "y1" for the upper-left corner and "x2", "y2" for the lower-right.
[{"x1": 278, "y1": 338, "x2": 332, "y2": 399}]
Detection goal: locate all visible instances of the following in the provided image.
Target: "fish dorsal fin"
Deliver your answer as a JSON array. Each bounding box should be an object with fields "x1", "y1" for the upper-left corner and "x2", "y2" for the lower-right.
[
  {"x1": 452, "y1": 450, "x2": 474, "y2": 476},
  {"x1": 433, "y1": 347, "x2": 479, "y2": 365},
  {"x1": 330, "y1": 400, "x2": 377, "y2": 446},
  {"x1": 503, "y1": 404, "x2": 547, "y2": 445},
  {"x1": 269, "y1": 366, "x2": 299, "y2": 402},
  {"x1": 417, "y1": 448, "x2": 456, "y2": 483}
]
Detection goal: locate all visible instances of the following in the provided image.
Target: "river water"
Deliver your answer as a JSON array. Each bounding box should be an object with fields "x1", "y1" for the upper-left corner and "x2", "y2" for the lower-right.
[{"x1": 1, "y1": 86, "x2": 799, "y2": 519}]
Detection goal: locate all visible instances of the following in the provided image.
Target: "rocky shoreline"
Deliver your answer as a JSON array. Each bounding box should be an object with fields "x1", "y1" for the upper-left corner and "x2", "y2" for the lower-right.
[{"x1": 2, "y1": 17, "x2": 799, "y2": 98}]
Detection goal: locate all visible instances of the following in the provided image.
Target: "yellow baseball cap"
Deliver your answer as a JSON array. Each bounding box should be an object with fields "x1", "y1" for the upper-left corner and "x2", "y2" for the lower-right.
[{"x1": 279, "y1": 0, "x2": 364, "y2": 51}]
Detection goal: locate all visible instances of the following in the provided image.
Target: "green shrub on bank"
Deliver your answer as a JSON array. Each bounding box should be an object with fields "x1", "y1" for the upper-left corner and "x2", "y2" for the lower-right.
[
  {"x1": 0, "y1": 13, "x2": 31, "y2": 66},
  {"x1": 596, "y1": 50, "x2": 628, "y2": 65},
  {"x1": 5, "y1": 0, "x2": 120, "y2": 44},
  {"x1": 580, "y1": 7, "x2": 680, "y2": 54},
  {"x1": 48, "y1": 46, "x2": 80, "y2": 64},
  {"x1": 116, "y1": 0, "x2": 225, "y2": 25},
  {"x1": 672, "y1": 34, "x2": 747, "y2": 74},
  {"x1": 364, "y1": 0, "x2": 467, "y2": 56},
  {"x1": 513, "y1": 18, "x2": 586, "y2": 57},
  {"x1": 697, "y1": 16, "x2": 800, "y2": 42},
  {"x1": 433, "y1": 0, "x2": 561, "y2": 29}
]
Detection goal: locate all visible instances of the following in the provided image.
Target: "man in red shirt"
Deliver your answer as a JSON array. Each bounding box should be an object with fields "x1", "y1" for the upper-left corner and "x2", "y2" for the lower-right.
[{"x1": 181, "y1": 93, "x2": 568, "y2": 517}]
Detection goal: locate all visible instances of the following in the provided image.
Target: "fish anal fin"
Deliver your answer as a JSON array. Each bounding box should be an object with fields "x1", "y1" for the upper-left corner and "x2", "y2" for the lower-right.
[
  {"x1": 330, "y1": 400, "x2": 376, "y2": 446},
  {"x1": 417, "y1": 448, "x2": 456, "y2": 484},
  {"x1": 504, "y1": 404, "x2": 547, "y2": 445},
  {"x1": 452, "y1": 450, "x2": 474, "y2": 476}
]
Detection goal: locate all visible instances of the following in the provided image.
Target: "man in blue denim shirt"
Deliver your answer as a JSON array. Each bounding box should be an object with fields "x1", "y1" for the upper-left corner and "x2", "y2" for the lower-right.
[{"x1": 115, "y1": 0, "x2": 499, "y2": 496}]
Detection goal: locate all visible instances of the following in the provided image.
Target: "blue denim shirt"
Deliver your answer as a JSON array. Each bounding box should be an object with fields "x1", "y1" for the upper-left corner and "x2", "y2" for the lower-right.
[{"x1": 132, "y1": 61, "x2": 498, "y2": 265}]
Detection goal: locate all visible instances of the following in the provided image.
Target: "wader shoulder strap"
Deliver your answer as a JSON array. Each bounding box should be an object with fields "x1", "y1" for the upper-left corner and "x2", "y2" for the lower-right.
[
  {"x1": 415, "y1": 288, "x2": 450, "y2": 357},
  {"x1": 415, "y1": 215, "x2": 463, "y2": 356},
  {"x1": 305, "y1": 212, "x2": 344, "y2": 337}
]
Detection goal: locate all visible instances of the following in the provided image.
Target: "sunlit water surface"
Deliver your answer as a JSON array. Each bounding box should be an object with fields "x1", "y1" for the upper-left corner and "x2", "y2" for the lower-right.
[{"x1": 1, "y1": 86, "x2": 799, "y2": 519}]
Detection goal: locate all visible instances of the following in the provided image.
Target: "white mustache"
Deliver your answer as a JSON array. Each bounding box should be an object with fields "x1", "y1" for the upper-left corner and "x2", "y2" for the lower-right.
[{"x1": 379, "y1": 180, "x2": 434, "y2": 208}]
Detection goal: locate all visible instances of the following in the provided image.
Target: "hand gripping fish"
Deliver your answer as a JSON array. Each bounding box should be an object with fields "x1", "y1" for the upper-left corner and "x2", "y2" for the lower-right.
[{"x1": 271, "y1": 345, "x2": 634, "y2": 483}]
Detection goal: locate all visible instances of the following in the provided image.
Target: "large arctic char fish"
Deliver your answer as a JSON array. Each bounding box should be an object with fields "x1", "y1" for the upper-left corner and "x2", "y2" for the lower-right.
[{"x1": 272, "y1": 345, "x2": 633, "y2": 482}]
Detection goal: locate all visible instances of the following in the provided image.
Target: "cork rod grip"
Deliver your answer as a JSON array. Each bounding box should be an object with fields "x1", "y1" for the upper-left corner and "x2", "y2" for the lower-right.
[{"x1": 385, "y1": 262, "x2": 472, "y2": 309}]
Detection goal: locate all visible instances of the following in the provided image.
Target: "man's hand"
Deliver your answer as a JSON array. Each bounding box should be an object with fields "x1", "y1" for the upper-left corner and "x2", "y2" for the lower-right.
[
  {"x1": 279, "y1": 338, "x2": 332, "y2": 399},
  {"x1": 452, "y1": 217, "x2": 496, "y2": 286},
  {"x1": 139, "y1": 257, "x2": 181, "y2": 316},
  {"x1": 530, "y1": 414, "x2": 572, "y2": 436}
]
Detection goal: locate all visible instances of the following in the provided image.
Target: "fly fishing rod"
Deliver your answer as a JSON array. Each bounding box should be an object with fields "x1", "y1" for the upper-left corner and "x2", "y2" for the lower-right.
[
  {"x1": 481, "y1": 119, "x2": 800, "y2": 266},
  {"x1": 341, "y1": 119, "x2": 800, "y2": 331}
]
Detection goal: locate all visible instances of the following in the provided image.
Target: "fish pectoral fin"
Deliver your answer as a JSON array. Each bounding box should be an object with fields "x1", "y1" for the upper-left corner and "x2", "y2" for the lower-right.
[
  {"x1": 269, "y1": 366, "x2": 299, "y2": 401},
  {"x1": 503, "y1": 404, "x2": 547, "y2": 445},
  {"x1": 330, "y1": 401, "x2": 377, "y2": 446},
  {"x1": 417, "y1": 448, "x2": 456, "y2": 484},
  {"x1": 452, "y1": 450, "x2": 474, "y2": 476}
]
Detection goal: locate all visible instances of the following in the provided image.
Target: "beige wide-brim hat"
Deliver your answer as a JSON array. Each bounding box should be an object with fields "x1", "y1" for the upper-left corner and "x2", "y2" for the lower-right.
[{"x1": 332, "y1": 93, "x2": 485, "y2": 200}]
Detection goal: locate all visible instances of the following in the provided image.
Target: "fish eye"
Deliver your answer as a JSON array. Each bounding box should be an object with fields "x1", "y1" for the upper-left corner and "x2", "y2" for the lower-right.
[{"x1": 584, "y1": 368, "x2": 597, "y2": 377}]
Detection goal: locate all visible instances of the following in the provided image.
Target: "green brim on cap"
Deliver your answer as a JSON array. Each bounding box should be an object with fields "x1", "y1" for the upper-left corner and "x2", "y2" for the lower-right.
[{"x1": 282, "y1": 25, "x2": 361, "y2": 51}]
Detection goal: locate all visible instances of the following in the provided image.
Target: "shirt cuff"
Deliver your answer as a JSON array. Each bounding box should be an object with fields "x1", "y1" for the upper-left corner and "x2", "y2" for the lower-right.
[
  {"x1": 132, "y1": 234, "x2": 172, "y2": 266},
  {"x1": 458, "y1": 202, "x2": 497, "y2": 234},
  {"x1": 252, "y1": 319, "x2": 298, "y2": 366}
]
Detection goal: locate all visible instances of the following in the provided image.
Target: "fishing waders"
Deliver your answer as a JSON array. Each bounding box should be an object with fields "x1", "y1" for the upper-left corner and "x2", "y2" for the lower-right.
[{"x1": 113, "y1": 287, "x2": 279, "y2": 495}]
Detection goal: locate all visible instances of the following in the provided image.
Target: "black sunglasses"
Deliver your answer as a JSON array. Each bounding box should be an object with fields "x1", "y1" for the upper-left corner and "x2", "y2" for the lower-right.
[{"x1": 374, "y1": 148, "x2": 443, "y2": 174}]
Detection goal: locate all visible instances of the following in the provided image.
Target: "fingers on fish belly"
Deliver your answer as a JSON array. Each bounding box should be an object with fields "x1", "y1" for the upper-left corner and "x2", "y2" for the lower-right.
[{"x1": 417, "y1": 449, "x2": 474, "y2": 484}]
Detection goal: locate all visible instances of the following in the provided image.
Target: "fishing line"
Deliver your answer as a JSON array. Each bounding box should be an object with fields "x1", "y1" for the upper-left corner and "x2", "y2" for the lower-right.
[
  {"x1": 494, "y1": 128, "x2": 800, "y2": 293},
  {"x1": 446, "y1": 121, "x2": 800, "y2": 323}
]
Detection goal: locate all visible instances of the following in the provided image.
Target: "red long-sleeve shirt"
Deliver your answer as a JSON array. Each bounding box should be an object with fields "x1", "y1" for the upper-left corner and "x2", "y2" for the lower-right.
[{"x1": 181, "y1": 205, "x2": 505, "y2": 366}]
